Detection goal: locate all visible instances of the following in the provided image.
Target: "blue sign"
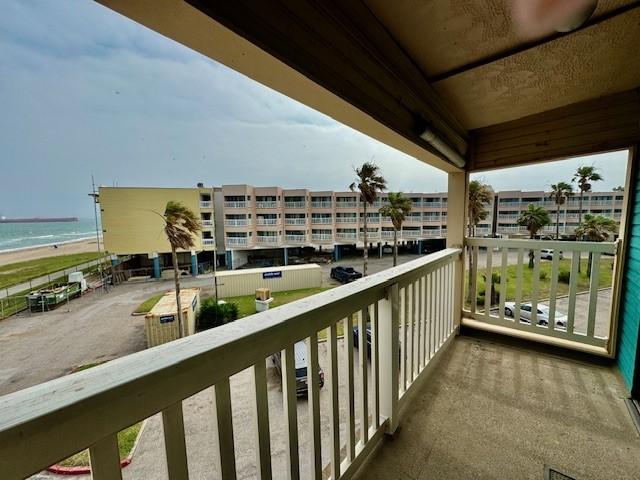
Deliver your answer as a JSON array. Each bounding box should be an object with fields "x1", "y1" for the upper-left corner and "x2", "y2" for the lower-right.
[
  {"x1": 262, "y1": 271, "x2": 282, "y2": 279},
  {"x1": 159, "y1": 315, "x2": 175, "y2": 324}
]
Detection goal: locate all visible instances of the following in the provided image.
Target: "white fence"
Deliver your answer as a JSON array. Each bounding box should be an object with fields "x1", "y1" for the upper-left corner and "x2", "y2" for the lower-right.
[
  {"x1": 0, "y1": 249, "x2": 460, "y2": 479},
  {"x1": 225, "y1": 237, "x2": 249, "y2": 246},
  {"x1": 464, "y1": 238, "x2": 619, "y2": 356}
]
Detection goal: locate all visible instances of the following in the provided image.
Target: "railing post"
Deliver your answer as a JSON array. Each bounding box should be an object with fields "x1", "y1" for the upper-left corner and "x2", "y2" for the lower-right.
[
  {"x1": 447, "y1": 171, "x2": 468, "y2": 331},
  {"x1": 379, "y1": 283, "x2": 400, "y2": 434}
]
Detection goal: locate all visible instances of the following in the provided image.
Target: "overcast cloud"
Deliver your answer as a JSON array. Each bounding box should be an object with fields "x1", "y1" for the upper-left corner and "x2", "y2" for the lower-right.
[{"x1": 0, "y1": 1, "x2": 629, "y2": 218}]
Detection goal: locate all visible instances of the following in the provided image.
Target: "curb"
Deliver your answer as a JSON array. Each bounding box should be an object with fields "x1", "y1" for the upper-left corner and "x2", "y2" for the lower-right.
[{"x1": 46, "y1": 420, "x2": 147, "y2": 476}]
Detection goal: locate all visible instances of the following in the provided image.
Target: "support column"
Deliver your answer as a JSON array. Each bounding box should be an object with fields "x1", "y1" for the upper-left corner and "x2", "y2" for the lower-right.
[
  {"x1": 334, "y1": 245, "x2": 341, "y2": 262},
  {"x1": 191, "y1": 250, "x2": 198, "y2": 276},
  {"x1": 284, "y1": 247, "x2": 289, "y2": 266},
  {"x1": 150, "y1": 252, "x2": 160, "y2": 279},
  {"x1": 447, "y1": 171, "x2": 468, "y2": 332},
  {"x1": 226, "y1": 250, "x2": 233, "y2": 270},
  {"x1": 378, "y1": 242, "x2": 382, "y2": 258}
]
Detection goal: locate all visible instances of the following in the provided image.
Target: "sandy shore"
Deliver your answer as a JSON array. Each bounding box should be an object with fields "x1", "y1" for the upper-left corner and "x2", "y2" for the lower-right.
[{"x1": 0, "y1": 239, "x2": 100, "y2": 267}]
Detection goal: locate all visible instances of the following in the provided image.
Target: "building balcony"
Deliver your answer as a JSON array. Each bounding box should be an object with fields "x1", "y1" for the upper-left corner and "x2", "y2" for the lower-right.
[
  {"x1": 199, "y1": 200, "x2": 212, "y2": 208},
  {"x1": 285, "y1": 218, "x2": 307, "y2": 225},
  {"x1": 421, "y1": 229, "x2": 441, "y2": 237},
  {"x1": 404, "y1": 217, "x2": 422, "y2": 224},
  {"x1": 225, "y1": 236, "x2": 249, "y2": 246},
  {"x1": 336, "y1": 202, "x2": 358, "y2": 208},
  {"x1": 423, "y1": 202, "x2": 442, "y2": 208},
  {"x1": 336, "y1": 232, "x2": 357, "y2": 240},
  {"x1": 256, "y1": 235, "x2": 280, "y2": 245},
  {"x1": 256, "y1": 201, "x2": 278, "y2": 209},
  {"x1": 284, "y1": 201, "x2": 306, "y2": 209},
  {"x1": 311, "y1": 233, "x2": 333, "y2": 242},
  {"x1": 0, "y1": 240, "x2": 633, "y2": 480},
  {"x1": 381, "y1": 230, "x2": 394, "y2": 238},
  {"x1": 336, "y1": 217, "x2": 357, "y2": 223},
  {"x1": 201, "y1": 219, "x2": 213, "y2": 227},
  {"x1": 224, "y1": 201, "x2": 247, "y2": 208},
  {"x1": 256, "y1": 218, "x2": 278, "y2": 226},
  {"x1": 311, "y1": 217, "x2": 332, "y2": 224},
  {"x1": 402, "y1": 230, "x2": 423, "y2": 238},
  {"x1": 285, "y1": 234, "x2": 306, "y2": 243},
  {"x1": 360, "y1": 232, "x2": 381, "y2": 240},
  {"x1": 311, "y1": 201, "x2": 332, "y2": 208},
  {"x1": 202, "y1": 238, "x2": 215, "y2": 246},
  {"x1": 225, "y1": 219, "x2": 248, "y2": 227}
]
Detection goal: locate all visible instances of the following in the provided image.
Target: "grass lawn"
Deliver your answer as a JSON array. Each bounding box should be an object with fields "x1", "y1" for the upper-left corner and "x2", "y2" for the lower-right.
[
  {"x1": 0, "y1": 252, "x2": 103, "y2": 289},
  {"x1": 57, "y1": 423, "x2": 142, "y2": 467},
  {"x1": 469, "y1": 256, "x2": 614, "y2": 307},
  {"x1": 133, "y1": 294, "x2": 164, "y2": 314}
]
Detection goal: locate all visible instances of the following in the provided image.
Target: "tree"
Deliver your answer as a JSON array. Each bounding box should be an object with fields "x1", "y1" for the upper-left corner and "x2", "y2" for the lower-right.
[
  {"x1": 572, "y1": 165, "x2": 603, "y2": 272},
  {"x1": 575, "y1": 214, "x2": 617, "y2": 275},
  {"x1": 517, "y1": 204, "x2": 551, "y2": 268},
  {"x1": 162, "y1": 201, "x2": 201, "y2": 337},
  {"x1": 548, "y1": 182, "x2": 573, "y2": 239},
  {"x1": 466, "y1": 181, "x2": 493, "y2": 300},
  {"x1": 613, "y1": 186, "x2": 624, "y2": 192},
  {"x1": 379, "y1": 192, "x2": 412, "y2": 266},
  {"x1": 350, "y1": 162, "x2": 387, "y2": 276}
]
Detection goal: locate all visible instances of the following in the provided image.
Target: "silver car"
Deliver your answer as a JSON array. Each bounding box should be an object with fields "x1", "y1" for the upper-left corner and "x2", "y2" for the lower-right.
[{"x1": 504, "y1": 302, "x2": 567, "y2": 329}]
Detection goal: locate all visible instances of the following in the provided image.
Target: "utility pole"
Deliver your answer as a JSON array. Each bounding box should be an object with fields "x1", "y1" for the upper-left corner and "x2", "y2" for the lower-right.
[{"x1": 88, "y1": 176, "x2": 107, "y2": 293}]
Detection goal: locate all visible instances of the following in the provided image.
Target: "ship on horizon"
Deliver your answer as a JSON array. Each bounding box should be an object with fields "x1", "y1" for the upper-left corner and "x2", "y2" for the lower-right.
[{"x1": 0, "y1": 216, "x2": 79, "y2": 224}]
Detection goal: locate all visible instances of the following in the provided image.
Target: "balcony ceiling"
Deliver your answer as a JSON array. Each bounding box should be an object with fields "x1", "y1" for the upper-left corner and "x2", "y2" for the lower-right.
[{"x1": 99, "y1": 0, "x2": 640, "y2": 172}]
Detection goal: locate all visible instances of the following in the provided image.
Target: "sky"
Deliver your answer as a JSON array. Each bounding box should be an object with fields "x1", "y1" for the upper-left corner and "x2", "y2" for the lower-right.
[{"x1": 0, "y1": 1, "x2": 629, "y2": 218}]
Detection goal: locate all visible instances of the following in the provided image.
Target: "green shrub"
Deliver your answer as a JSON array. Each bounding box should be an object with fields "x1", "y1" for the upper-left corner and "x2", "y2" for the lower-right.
[
  {"x1": 197, "y1": 299, "x2": 239, "y2": 331},
  {"x1": 476, "y1": 292, "x2": 485, "y2": 306},
  {"x1": 558, "y1": 270, "x2": 571, "y2": 284},
  {"x1": 539, "y1": 271, "x2": 548, "y2": 281}
]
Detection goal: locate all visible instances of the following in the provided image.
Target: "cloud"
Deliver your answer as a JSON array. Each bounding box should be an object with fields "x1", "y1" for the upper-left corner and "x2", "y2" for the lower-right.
[{"x1": 0, "y1": 1, "x2": 629, "y2": 218}]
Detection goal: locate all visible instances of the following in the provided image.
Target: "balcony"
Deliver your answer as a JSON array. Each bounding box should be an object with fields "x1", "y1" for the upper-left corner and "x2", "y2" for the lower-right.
[
  {"x1": 404, "y1": 216, "x2": 422, "y2": 224},
  {"x1": 202, "y1": 238, "x2": 215, "y2": 246},
  {"x1": 360, "y1": 231, "x2": 381, "y2": 240},
  {"x1": 423, "y1": 202, "x2": 442, "y2": 208},
  {"x1": 336, "y1": 232, "x2": 357, "y2": 240},
  {"x1": 256, "y1": 201, "x2": 278, "y2": 209},
  {"x1": 225, "y1": 236, "x2": 249, "y2": 246},
  {"x1": 225, "y1": 218, "x2": 248, "y2": 227},
  {"x1": 201, "y1": 219, "x2": 213, "y2": 227},
  {"x1": 285, "y1": 234, "x2": 306, "y2": 243},
  {"x1": 256, "y1": 235, "x2": 280, "y2": 245},
  {"x1": 336, "y1": 201, "x2": 357, "y2": 208},
  {"x1": 199, "y1": 200, "x2": 212, "y2": 208},
  {"x1": 421, "y1": 229, "x2": 441, "y2": 238},
  {"x1": 311, "y1": 233, "x2": 333, "y2": 242},
  {"x1": 402, "y1": 230, "x2": 422, "y2": 238},
  {"x1": 224, "y1": 201, "x2": 247, "y2": 208},
  {"x1": 284, "y1": 201, "x2": 306, "y2": 209},
  {"x1": 311, "y1": 201, "x2": 332, "y2": 208},
  {"x1": 256, "y1": 218, "x2": 278, "y2": 226},
  {"x1": 285, "y1": 218, "x2": 307, "y2": 225},
  {"x1": 311, "y1": 217, "x2": 332, "y2": 224},
  {"x1": 381, "y1": 230, "x2": 394, "y2": 238},
  {"x1": 336, "y1": 216, "x2": 357, "y2": 223}
]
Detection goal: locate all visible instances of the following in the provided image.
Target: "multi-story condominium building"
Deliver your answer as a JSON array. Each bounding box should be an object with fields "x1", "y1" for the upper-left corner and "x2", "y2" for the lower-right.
[{"x1": 100, "y1": 184, "x2": 622, "y2": 270}]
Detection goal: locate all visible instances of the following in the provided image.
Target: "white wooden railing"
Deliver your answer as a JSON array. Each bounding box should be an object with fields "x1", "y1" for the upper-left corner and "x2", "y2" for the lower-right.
[
  {"x1": 312, "y1": 233, "x2": 333, "y2": 241},
  {"x1": 226, "y1": 218, "x2": 248, "y2": 226},
  {"x1": 336, "y1": 232, "x2": 357, "y2": 240},
  {"x1": 285, "y1": 234, "x2": 306, "y2": 243},
  {"x1": 256, "y1": 218, "x2": 278, "y2": 225},
  {"x1": 256, "y1": 236, "x2": 280, "y2": 245},
  {"x1": 284, "y1": 201, "x2": 306, "y2": 209},
  {"x1": 199, "y1": 200, "x2": 212, "y2": 208},
  {"x1": 224, "y1": 201, "x2": 247, "y2": 208},
  {"x1": 311, "y1": 201, "x2": 332, "y2": 208},
  {"x1": 285, "y1": 218, "x2": 307, "y2": 225},
  {"x1": 0, "y1": 249, "x2": 461, "y2": 480},
  {"x1": 311, "y1": 217, "x2": 333, "y2": 224},
  {"x1": 256, "y1": 201, "x2": 278, "y2": 209},
  {"x1": 201, "y1": 219, "x2": 214, "y2": 227},
  {"x1": 381, "y1": 230, "x2": 394, "y2": 238},
  {"x1": 226, "y1": 237, "x2": 249, "y2": 246},
  {"x1": 202, "y1": 238, "x2": 215, "y2": 246},
  {"x1": 336, "y1": 217, "x2": 357, "y2": 223},
  {"x1": 464, "y1": 237, "x2": 619, "y2": 356}
]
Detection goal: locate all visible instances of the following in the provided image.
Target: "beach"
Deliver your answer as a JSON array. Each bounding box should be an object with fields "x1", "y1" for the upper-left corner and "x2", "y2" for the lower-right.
[{"x1": 0, "y1": 238, "x2": 99, "y2": 267}]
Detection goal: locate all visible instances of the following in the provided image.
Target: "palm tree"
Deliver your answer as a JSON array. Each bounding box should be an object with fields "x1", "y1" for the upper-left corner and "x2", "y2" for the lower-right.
[
  {"x1": 350, "y1": 162, "x2": 387, "y2": 276},
  {"x1": 548, "y1": 182, "x2": 573, "y2": 239},
  {"x1": 575, "y1": 214, "x2": 617, "y2": 275},
  {"x1": 517, "y1": 204, "x2": 551, "y2": 268},
  {"x1": 572, "y1": 166, "x2": 603, "y2": 272},
  {"x1": 162, "y1": 201, "x2": 201, "y2": 337},
  {"x1": 467, "y1": 181, "x2": 493, "y2": 300},
  {"x1": 379, "y1": 192, "x2": 412, "y2": 266}
]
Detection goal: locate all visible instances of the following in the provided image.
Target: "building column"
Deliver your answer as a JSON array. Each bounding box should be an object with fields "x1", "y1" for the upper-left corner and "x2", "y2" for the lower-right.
[
  {"x1": 150, "y1": 252, "x2": 160, "y2": 279},
  {"x1": 447, "y1": 171, "x2": 468, "y2": 332},
  {"x1": 334, "y1": 244, "x2": 341, "y2": 262},
  {"x1": 226, "y1": 250, "x2": 233, "y2": 270},
  {"x1": 284, "y1": 247, "x2": 289, "y2": 266},
  {"x1": 378, "y1": 242, "x2": 382, "y2": 258},
  {"x1": 191, "y1": 250, "x2": 198, "y2": 276}
]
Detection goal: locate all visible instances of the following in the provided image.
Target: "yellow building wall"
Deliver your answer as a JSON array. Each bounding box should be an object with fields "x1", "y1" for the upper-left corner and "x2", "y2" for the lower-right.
[{"x1": 100, "y1": 187, "x2": 204, "y2": 255}]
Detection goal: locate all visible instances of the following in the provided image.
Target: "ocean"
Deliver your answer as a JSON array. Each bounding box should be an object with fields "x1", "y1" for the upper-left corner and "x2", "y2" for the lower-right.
[{"x1": 0, "y1": 218, "x2": 97, "y2": 252}]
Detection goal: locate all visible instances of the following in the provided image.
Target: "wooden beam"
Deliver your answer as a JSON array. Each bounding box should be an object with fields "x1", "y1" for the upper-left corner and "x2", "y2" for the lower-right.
[{"x1": 469, "y1": 89, "x2": 640, "y2": 171}]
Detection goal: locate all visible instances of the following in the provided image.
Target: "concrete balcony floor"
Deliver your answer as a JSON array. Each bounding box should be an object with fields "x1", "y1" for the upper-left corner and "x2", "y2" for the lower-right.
[{"x1": 358, "y1": 333, "x2": 640, "y2": 480}]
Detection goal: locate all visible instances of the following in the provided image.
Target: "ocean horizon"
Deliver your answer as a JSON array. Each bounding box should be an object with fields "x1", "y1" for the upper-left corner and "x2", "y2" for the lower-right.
[{"x1": 0, "y1": 218, "x2": 98, "y2": 252}]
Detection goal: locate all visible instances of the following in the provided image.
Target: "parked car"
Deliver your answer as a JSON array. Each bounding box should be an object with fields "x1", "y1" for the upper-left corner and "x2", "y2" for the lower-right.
[
  {"x1": 330, "y1": 265, "x2": 363, "y2": 283},
  {"x1": 504, "y1": 302, "x2": 567, "y2": 329},
  {"x1": 540, "y1": 249, "x2": 563, "y2": 260},
  {"x1": 272, "y1": 341, "x2": 324, "y2": 396}
]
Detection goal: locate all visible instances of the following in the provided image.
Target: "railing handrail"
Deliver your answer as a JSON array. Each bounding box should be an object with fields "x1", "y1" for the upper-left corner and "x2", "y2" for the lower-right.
[
  {"x1": 466, "y1": 237, "x2": 616, "y2": 254},
  {"x1": 0, "y1": 248, "x2": 461, "y2": 478}
]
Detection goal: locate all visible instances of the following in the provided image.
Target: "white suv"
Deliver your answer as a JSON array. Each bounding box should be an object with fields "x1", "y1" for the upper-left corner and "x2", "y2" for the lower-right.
[{"x1": 540, "y1": 249, "x2": 563, "y2": 260}]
